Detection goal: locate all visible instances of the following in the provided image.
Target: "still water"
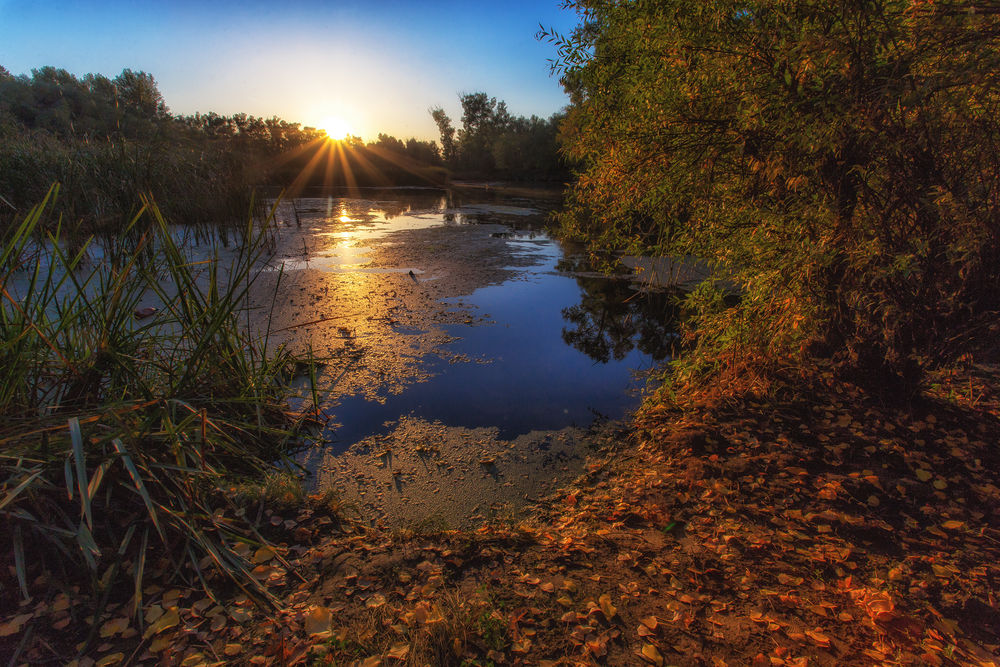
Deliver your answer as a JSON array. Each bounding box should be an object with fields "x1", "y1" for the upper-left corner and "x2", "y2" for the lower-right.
[{"x1": 271, "y1": 187, "x2": 677, "y2": 448}]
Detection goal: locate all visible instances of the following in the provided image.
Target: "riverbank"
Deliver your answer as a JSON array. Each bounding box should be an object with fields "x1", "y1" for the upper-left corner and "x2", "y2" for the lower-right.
[{"x1": 5, "y1": 357, "x2": 999, "y2": 665}]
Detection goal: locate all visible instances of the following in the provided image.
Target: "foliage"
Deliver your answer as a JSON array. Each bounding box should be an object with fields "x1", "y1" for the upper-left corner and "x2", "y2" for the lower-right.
[
  {"x1": 430, "y1": 93, "x2": 569, "y2": 181},
  {"x1": 0, "y1": 189, "x2": 318, "y2": 625},
  {"x1": 547, "y1": 0, "x2": 1000, "y2": 390}
]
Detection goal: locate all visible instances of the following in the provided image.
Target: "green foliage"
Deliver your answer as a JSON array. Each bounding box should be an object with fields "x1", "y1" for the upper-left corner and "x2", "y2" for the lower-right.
[
  {"x1": 550, "y1": 0, "x2": 1000, "y2": 390},
  {"x1": 0, "y1": 190, "x2": 318, "y2": 620},
  {"x1": 430, "y1": 94, "x2": 569, "y2": 181}
]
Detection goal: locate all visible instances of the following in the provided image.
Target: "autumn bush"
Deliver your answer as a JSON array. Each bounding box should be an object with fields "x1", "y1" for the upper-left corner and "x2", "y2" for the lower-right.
[{"x1": 548, "y1": 0, "x2": 1000, "y2": 392}]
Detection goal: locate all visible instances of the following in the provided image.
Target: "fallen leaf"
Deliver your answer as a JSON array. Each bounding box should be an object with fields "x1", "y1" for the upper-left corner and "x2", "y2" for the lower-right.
[
  {"x1": 95, "y1": 653, "x2": 124, "y2": 667},
  {"x1": 252, "y1": 547, "x2": 275, "y2": 564},
  {"x1": 640, "y1": 643, "x2": 664, "y2": 665},
  {"x1": 599, "y1": 593, "x2": 618, "y2": 619},
  {"x1": 224, "y1": 644, "x2": 242, "y2": 656},
  {"x1": 805, "y1": 629, "x2": 831, "y2": 647},
  {"x1": 366, "y1": 593, "x2": 387, "y2": 609},
  {"x1": 304, "y1": 606, "x2": 333, "y2": 635},
  {"x1": 0, "y1": 613, "x2": 32, "y2": 638},
  {"x1": 941, "y1": 520, "x2": 965, "y2": 530},
  {"x1": 512, "y1": 638, "x2": 532, "y2": 653},
  {"x1": 142, "y1": 608, "x2": 179, "y2": 639},
  {"x1": 99, "y1": 617, "x2": 130, "y2": 638},
  {"x1": 386, "y1": 643, "x2": 410, "y2": 661},
  {"x1": 639, "y1": 615, "x2": 659, "y2": 630}
]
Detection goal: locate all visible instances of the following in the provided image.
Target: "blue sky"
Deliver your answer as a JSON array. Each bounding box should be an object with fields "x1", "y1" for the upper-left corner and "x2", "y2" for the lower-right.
[{"x1": 0, "y1": 0, "x2": 579, "y2": 141}]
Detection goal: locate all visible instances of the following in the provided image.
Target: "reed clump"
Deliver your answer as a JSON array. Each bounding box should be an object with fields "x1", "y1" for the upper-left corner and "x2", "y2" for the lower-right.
[{"x1": 0, "y1": 187, "x2": 319, "y2": 627}]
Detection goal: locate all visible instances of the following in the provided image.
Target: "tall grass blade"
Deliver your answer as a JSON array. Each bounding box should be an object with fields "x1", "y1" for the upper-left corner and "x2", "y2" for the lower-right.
[
  {"x1": 112, "y1": 438, "x2": 165, "y2": 542},
  {"x1": 0, "y1": 468, "x2": 43, "y2": 512},
  {"x1": 13, "y1": 525, "x2": 28, "y2": 599},
  {"x1": 69, "y1": 417, "x2": 93, "y2": 529}
]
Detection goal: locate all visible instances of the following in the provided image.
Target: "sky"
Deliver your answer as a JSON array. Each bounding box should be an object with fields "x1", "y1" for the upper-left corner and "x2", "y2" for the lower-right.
[{"x1": 0, "y1": 0, "x2": 579, "y2": 142}]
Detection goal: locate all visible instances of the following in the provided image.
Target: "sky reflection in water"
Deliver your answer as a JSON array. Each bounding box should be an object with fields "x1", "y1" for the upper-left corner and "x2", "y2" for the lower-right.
[{"x1": 300, "y1": 188, "x2": 676, "y2": 448}]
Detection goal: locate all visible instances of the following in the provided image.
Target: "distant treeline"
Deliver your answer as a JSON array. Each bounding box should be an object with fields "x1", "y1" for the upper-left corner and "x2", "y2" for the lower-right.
[
  {"x1": 0, "y1": 66, "x2": 568, "y2": 230},
  {"x1": 431, "y1": 92, "x2": 569, "y2": 182}
]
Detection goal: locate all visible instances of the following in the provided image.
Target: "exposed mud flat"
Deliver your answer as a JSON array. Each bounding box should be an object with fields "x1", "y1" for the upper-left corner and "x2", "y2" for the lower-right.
[{"x1": 306, "y1": 416, "x2": 591, "y2": 530}]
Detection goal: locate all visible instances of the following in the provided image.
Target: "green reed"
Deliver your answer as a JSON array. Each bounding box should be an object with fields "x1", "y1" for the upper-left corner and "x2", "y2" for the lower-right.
[{"x1": 0, "y1": 186, "x2": 318, "y2": 628}]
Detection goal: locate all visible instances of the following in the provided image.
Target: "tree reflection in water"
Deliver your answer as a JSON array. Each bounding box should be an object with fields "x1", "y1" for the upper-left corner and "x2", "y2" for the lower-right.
[{"x1": 559, "y1": 261, "x2": 681, "y2": 365}]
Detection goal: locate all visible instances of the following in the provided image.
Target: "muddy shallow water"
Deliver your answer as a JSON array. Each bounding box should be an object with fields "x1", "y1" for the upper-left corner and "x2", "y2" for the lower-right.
[{"x1": 242, "y1": 186, "x2": 675, "y2": 528}]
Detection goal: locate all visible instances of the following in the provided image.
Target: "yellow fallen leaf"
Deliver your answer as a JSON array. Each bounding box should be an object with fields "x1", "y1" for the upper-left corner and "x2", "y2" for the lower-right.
[
  {"x1": 224, "y1": 643, "x2": 242, "y2": 656},
  {"x1": 933, "y1": 479, "x2": 948, "y2": 490},
  {"x1": 149, "y1": 636, "x2": 172, "y2": 653},
  {"x1": 96, "y1": 653, "x2": 125, "y2": 667},
  {"x1": 540, "y1": 582, "x2": 555, "y2": 593},
  {"x1": 639, "y1": 615, "x2": 659, "y2": 630},
  {"x1": 366, "y1": 593, "x2": 387, "y2": 609},
  {"x1": 942, "y1": 520, "x2": 965, "y2": 530},
  {"x1": 916, "y1": 469, "x2": 932, "y2": 482},
  {"x1": 99, "y1": 617, "x2": 130, "y2": 638},
  {"x1": 145, "y1": 604, "x2": 164, "y2": 624},
  {"x1": 252, "y1": 547, "x2": 275, "y2": 564},
  {"x1": 598, "y1": 593, "x2": 618, "y2": 619},
  {"x1": 386, "y1": 643, "x2": 410, "y2": 661},
  {"x1": 142, "y1": 607, "x2": 179, "y2": 639},
  {"x1": 304, "y1": 606, "x2": 333, "y2": 635},
  {"x1": 640, "y1": 643, "x2": 664, "y2": 665}
]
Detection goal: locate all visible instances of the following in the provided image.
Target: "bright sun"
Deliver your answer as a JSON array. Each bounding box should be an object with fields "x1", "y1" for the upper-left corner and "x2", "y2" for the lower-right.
[{"x1": 319, "y1": 116, "x2": 352, "y2": 140}]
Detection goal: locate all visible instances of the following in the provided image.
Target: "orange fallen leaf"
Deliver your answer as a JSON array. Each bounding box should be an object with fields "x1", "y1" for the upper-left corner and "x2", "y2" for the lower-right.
[
  {"x1": 0, "y1": 613, "x2": 33, "y2": 638},
  {"x1": 805, "y1": 629, "x2": 831, "y2": 647}
]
